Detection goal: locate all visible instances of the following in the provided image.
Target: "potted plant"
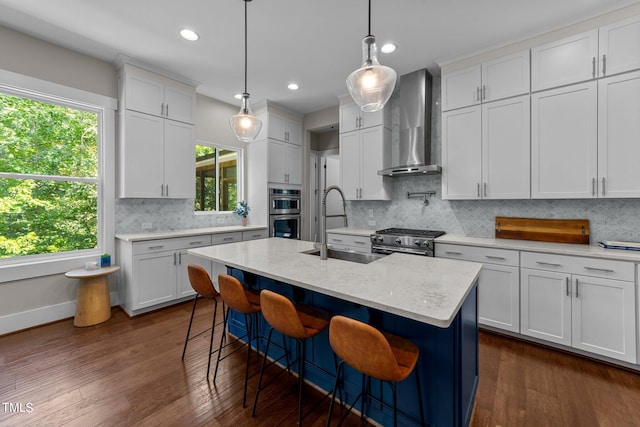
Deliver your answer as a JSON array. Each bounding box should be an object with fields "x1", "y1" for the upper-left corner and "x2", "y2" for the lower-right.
[{"x1": 234, "y1": 200, "x2": 250, "y2": 226}]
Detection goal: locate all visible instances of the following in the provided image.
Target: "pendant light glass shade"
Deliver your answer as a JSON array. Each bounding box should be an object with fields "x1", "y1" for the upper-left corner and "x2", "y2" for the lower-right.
[
  {"x1": 346, "y1": 35, "x2": 397, "y2": 112},
  {"x1": 230, "y1": 93, "x2": 262, "y2": 142},
  {"x1": 230, "y1": 0, "x2": 261, "y2": 142}
]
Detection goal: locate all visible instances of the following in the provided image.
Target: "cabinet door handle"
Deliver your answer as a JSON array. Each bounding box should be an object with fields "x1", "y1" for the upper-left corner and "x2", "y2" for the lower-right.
[
  {"x1": 536, "y1": 261, "x2": 562, "y2": 267},
  {"x1": 178, "y1": 252, "x2": 182, "y2": 264},
  {"x1": 173, "y1": 252, "x2": 177, "y2": 265},
  {"x1": 477, "y1": 183, "x2": 480, "y2": 198},
  {"x1": 166, "y1": 104, "x2": 169, "y2": 117},
  {"x1": 476, "y1": 86, "x2": 480, "y2": 102},
  {"x1": 592, "y1": 57, "x2": 596, "y2": 78},
  {"x1": 592, "y1": 178, "x2": 595, "y2": 196},
  {"x1": 189, "y1": 241, "x2": 203, "y2": 245},
  {"x1": 575, "y1": 278, "x2": 579, "y2": 298},
  {"x1": 584, "y1": 266, "x2": 614, "y2": 273},
  {"x1": 161, "y1": 102, "x2": 165, "y2": 116},
  {"x1": 482, "y1": 85, "x2": 486, "y2": 100},
  {"x1": 485, "y1": 255, "x2": 506, "y2": 260},
  {"x1": 602, "y1": 177, "x2": 605, "y2": 196},
  {"x1": 566, "y1": 277, "x2": 569, "y2": 296},
  {"x1": 483, "y1": 182, "x2": 487, "y2": 197},
  {"x1": 445, "y1": 251, "x2": 463, "y2": 255},
  {"x1": 602, "y1": 54, "x2": 607, "y2": 76},
  {"x1": 166, "y1": 184, "x2": 169, "y2": 197},
  {"x1": 161, "y1": 184, "x2": 164, "y2": 197},
  {"x1": 148, "y1": 245, "x2": 164, "y2": 250}
]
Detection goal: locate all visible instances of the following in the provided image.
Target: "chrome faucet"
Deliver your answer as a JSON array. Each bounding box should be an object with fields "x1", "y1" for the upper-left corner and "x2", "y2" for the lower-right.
[{"x1": 321, "y1": 185, "x2": 347, "y2": 260}]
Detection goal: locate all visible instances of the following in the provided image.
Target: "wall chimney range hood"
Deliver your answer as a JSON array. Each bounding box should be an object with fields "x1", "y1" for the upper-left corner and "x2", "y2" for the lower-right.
[{"x1": 378, "y1": 68, "x2": 441, "y2": 177}]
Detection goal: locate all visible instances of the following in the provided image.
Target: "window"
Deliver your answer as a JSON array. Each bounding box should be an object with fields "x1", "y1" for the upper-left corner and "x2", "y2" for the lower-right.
[
  {"x1": 0, "y1": 91, "x2": 101, "y2": 261},
  {"x1": 194, "y1": 143, "x2": 242, "y2": 212}
]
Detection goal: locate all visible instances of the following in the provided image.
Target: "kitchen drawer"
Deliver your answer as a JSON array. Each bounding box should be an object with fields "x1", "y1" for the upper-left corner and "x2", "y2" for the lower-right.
[
  {"x1": 242, "y1": 229, "x2": 268, "y2": 241},
  {"x1": 133, "y1": 234, "x2": 212, "y2": 255},
  {"x1": 521, "y1": 251, "x2": 634, "y2": 281},
  {"x1": 327, "y1": 233, "x2": 372, "y2": 251},
  {"x1": 436, "y1": 243, "x2": 518, "y2": 266},
  {"x1": 212, "y1": 232, "x2": 243, "y2": 245}
]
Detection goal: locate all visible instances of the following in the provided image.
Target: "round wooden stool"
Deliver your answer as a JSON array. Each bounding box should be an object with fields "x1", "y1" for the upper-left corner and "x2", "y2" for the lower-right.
[{"x1": 65, "y1": 265, "x2": 119, "y2": 327}]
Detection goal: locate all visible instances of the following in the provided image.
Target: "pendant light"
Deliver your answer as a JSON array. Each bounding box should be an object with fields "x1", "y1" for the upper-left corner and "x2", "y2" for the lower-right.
[
  {"x1": 230, "y1": 0, "x2": 262, "y2": 142},
  {"x1": 346, "y1": 0, "x2": 397, "y2": 112}
]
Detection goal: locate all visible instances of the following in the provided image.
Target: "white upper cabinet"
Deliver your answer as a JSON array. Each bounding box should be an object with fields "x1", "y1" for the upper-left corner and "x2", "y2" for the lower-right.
[
  {"x1": 124, "y1": 72, "x2": 196, "y2": 124},
  {"x1": 598, "y1": 71, "x2": 640, "y2": 198},
  {"x1": 257, "y1": 111, "x2": 302, "y2": 145},
  {"x1": 599, "y1": 15, "x2": 640, "y2": 77},
  {"x1": 531, "y1": 82, "x2": 597, "y2": 199},
  {"x1": 442, "y1": 50, "x2": 530, "y2": 111},
  {"x1": 532, "y1": 29, "x2": 599, "y2": 91},
  {"x1": 339, "y1": 101, "x2": 391, "y2": 133},
  {"x1": 267, "y1": 140, "x2": 301, "y2": 185},
  {"x1": 442, "y1": 95, "x2": 530, "y2": 200}
]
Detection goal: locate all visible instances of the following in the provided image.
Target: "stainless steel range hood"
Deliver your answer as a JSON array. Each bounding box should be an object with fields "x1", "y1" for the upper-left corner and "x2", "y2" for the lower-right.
[{"x1": 378, "y1": 68, "x2": 441, "y2": 177}]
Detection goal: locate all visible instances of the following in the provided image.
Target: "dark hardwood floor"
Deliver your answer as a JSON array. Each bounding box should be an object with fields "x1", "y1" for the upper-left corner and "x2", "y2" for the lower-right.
[{"x1": 1, "y1": 299, "x2": 639, "y2": 426}]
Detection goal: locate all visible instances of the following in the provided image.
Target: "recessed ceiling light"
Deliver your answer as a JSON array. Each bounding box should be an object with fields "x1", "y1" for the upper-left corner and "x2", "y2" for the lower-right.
[
  {"x1": 381, "y1": 43, "x2": 397, "y2": 54},
  {"x1": 234, "y1": 93, "x2": 243, "y2": 100},
  {"x1": 287, "y1": 83, "x2": 299, "y2": 91},
  {"x1": 180, "y1": 29, "x2": 199, "y2": 41}
]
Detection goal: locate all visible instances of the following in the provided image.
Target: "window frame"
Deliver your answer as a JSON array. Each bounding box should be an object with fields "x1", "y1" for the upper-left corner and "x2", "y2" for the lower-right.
[
  {"x1": 193, "y1": 140, "x2": 244, "y2": 215},
  {"x1": 0, "y1": 69, "x2": 116, "y2": 283}
]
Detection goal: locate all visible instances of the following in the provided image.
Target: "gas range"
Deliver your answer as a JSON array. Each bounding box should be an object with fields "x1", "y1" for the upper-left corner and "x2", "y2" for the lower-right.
[{"x1": 370, "y1": 228, "x2": 446, "y2": 256}]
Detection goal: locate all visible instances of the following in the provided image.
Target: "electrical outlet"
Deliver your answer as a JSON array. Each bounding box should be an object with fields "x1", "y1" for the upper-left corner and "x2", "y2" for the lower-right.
[
  {"x1": 368, "y1": 220, "x2": 376, "y2": 226},
  {"x1": 141, "y1": 223, "x2": 152, "y2": 230},
  {"x1": 368, "y1": 209, "x2": 374, "y2": 218}
]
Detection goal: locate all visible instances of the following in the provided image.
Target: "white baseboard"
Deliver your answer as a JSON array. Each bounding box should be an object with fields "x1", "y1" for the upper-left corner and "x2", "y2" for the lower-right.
[{"x1": 0, "y1": 291, "x2": 120, "y2": 335}]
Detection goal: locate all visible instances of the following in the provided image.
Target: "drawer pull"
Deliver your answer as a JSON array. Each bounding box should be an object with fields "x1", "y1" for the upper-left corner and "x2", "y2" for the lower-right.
[
  {"x1": 354, "y1": 241, "x2": 366, "y2": 245},
  {"x1": 189, "y1": 241, "x2": 203, "y2": 245},
  {"x1": 148, "y1": 245, "x2": 164, "y2": 250},
  {"x1": 251, "y1": 234, "x2": 262, "y2": 238},
  {"x1": 445, "y1": 251, "x2": 463, "y2": 255},
  {"x1": 330, "y1": 238, "x2": 343, "y2": 242},
  {"x1": 583, "y1": 266, "x2": 614, "y2": 273},
  {"x1": 485, "y1": 255, "x2": 506, "y2": 261},
  {"x1": 536, "y1": 261, "x2": 561, "y2": 267},
  {"x1": 223, "y1": 237, "x2": 235, "y2": 241}
]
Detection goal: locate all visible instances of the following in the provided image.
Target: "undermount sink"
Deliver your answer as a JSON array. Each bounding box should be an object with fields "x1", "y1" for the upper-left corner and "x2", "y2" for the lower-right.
[{"x1": 302, "y1": 248, "x2": 387, "y2": 264}]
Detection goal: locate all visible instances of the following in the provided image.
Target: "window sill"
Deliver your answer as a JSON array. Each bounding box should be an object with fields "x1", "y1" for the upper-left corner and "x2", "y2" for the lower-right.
[{"x1": 0, "y1": 251, "x2": 105, "y2": 283}]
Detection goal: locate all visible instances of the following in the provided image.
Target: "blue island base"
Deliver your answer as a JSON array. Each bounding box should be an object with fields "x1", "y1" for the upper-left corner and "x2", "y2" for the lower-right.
[{"x1": 226, "y1": 267, "x2": 478, "y2": 427}]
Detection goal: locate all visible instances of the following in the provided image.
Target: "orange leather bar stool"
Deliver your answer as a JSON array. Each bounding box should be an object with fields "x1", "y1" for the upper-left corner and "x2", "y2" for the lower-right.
[
  {"x1": 214, "y1": 274, "x2": 262, "y2": 407},
  {"x1": 252, "y1": 289, "x2": 331, "y2": 426},
  {"x1": 326, "y1": 315, "x2": 425, "y2": 427},
  {"x1": 181, "y1": 264, "x2": 223, "y2": 380}
]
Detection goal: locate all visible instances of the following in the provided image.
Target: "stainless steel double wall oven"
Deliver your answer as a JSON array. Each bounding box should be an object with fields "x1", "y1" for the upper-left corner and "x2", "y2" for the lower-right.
[{"x1": 269, "y1": 188, "x2": 301, "y2": 239}]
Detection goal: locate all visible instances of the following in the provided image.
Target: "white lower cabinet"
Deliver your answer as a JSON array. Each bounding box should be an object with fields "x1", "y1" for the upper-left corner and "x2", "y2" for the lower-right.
[
  {"x1": 326, "y1": 232, "x2": 372, "y2": 254},
  {"x1": 118, "y1": 229, "x2": 267, "y2": 315},
  {"x1": 436, "y1": 243, "x2": 520, "y2": 333},
  {"x1": 521, "y1": 252, "x2": 636, "y2": 363}
]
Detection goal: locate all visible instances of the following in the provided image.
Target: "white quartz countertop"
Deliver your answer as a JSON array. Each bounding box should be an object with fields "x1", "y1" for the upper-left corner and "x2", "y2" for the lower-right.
[
  {"x1": 436, "y1": 234, "x2": 640, "y2": 262},
  {"x1": 325, "y1": 227, "x2": 376, "y2": 237},
  {"x1": 116, "y1": 225, "x2": 268, "y2": 242},
  {"x1": 188, "y1": 238, "x2": 481, "y2": 328}
]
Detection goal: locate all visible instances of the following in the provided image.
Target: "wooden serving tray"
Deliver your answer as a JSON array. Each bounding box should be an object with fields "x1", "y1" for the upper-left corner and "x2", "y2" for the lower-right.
[{"x1": 495, "y1": 217, "x2": 590, "y2": 244}]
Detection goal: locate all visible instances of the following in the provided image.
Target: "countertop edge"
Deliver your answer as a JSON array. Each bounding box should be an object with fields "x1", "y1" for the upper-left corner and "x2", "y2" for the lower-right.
[
  {"x1": 116, "y1": 225, "x2": 268, "y2": 242},
  {"x1": 436, "y1": 234, "x2": 640, "y2": 262},
  {"x1": 325, "y1": 227, "x2": 376, "y2": 237}
]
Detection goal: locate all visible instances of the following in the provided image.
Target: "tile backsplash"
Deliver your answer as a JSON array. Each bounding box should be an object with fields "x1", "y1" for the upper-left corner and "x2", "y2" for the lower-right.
[{"x1": 115, "y1": 198, "x2": 240, "y2": 233}]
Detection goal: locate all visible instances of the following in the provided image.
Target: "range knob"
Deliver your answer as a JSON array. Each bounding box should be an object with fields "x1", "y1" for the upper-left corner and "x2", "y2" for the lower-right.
[
  {"x1": 377, "y1": 236, "x2": 384, "y2": 242},
  {"x1": 414, "y1": 240, "x2": 423, "y2": 246},
  {"x1": 394, "y1": 238, "x2": 402, "y2": 245},
  {"x1": 422, "y1": 241, "x2": 431, "y2": 248}
]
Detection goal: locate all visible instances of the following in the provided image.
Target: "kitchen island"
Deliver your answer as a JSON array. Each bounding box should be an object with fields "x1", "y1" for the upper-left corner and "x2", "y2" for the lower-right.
[{"x1": 189, "y1": 238, "x2": 482, "y2": 426}]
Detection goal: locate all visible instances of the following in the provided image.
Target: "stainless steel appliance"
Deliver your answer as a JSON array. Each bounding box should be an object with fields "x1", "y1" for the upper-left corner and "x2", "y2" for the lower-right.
[
  {"x1": 370, "y1": 228, "x2": 445, "y2": 256},
  {"x1": 269, "y1": 188, "x2": 301, "y2": 239}
]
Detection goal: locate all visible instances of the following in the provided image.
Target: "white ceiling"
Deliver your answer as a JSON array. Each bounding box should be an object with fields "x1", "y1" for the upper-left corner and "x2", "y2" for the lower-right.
[{"x1": 0, "y1": 0, "x2": 636, "y2": 115}]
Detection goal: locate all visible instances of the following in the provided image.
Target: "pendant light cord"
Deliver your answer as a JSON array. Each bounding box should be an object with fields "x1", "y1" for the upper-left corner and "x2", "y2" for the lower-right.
[
  {"x1": 244, "y1": 0, "x2": 248, "y2": 95},
  {"x1": 366, "y1": 0, "x2": 372, "y2": 63},
  {"x1": 367, "y1": 0, "x2": 372, "y2": 37}
]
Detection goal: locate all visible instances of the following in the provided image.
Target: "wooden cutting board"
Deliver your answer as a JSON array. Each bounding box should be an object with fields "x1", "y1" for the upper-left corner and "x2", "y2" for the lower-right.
[{"x1": 495, "y1": 217, "x2": 590, "y2": 244}]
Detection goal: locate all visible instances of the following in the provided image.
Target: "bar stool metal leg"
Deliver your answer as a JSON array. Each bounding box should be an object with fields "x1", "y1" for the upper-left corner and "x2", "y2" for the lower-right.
[{"x1": 181, "y1": 295, "x2": 200, "y2": 360}]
